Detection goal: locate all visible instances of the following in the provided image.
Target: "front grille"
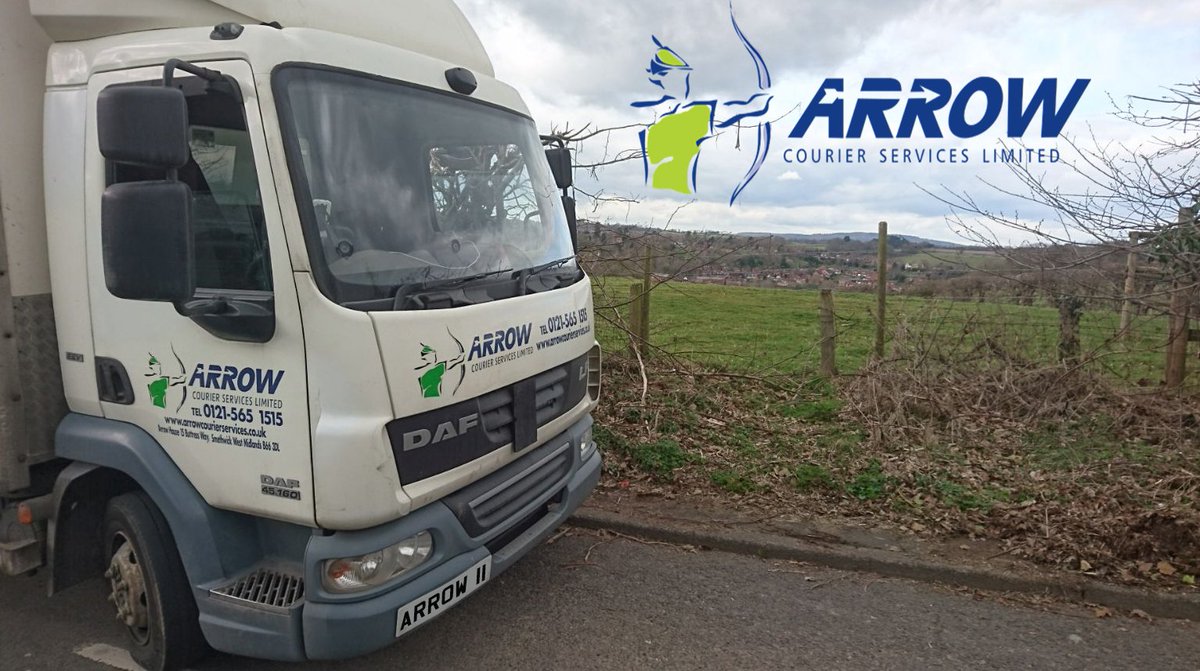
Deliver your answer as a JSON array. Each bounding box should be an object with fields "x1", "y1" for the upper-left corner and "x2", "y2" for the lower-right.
[
  {"x1": 472, "y1": 443, "x2": 571, "y2": 530},
  {"x1": 386, "y1": 353, "x2": 590, "y2": 485},
  {"x1": 534, "y1": 365, "x2": 569, "y2": 425},
  {"x1": 212, "y1": 568, "x2": 304, "y2": 611},
  {"x1": 485, "y1": 498, "x2": 558, "y2": 554},
  {"x1": 442, "y1": 438, "x2": 573, "y2": 537},
  {"x1": 479, "y1": 386, "x2": 515, "y2": 445}
]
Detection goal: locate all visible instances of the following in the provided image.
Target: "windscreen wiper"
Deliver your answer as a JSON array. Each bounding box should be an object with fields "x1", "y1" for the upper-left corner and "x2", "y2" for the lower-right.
[
  {"x1": 520, "y1": 256, "x2": 582, "y2": 294},
  {"x1": 392, "y1": 267, "x2": 515, "y2": 310},
  {"x1": 419, "y1": 267, "x2": 515, "y2": 292}
]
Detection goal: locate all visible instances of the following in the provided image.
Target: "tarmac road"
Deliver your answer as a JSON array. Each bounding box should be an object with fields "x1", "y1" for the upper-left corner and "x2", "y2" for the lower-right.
[{"x1": 1, "y1": 529, "x2": 1197, "y2": 670}]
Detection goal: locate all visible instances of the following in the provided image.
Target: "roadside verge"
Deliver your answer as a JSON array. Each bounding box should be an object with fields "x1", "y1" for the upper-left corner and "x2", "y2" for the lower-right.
[{"x1": 570, "y1": 493, "x2": 1200, "y2": 622}]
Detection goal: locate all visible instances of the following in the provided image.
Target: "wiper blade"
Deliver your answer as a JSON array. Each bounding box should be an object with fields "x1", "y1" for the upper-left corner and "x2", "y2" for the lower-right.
[
  {"x1": 520, "y1": 256, "x2": 581, "y2": 294},
  {"x1": 526, "y1": 256, "x2": 577, "y2": 276},
  {"x1": 417, "y1": 267, "x2": 515, "y2": 292},
  {"x1": 391, "y1": 267, "x2": 515, "y2": 310}
]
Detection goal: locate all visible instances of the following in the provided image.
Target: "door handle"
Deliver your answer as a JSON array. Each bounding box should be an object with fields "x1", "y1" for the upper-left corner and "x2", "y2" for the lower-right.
[{"x1": 95, "y1": 357, "x2": 135, "y2": 405}]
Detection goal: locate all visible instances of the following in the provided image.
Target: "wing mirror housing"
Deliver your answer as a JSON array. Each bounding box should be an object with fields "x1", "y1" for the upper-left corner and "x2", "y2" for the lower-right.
[
  {"x1": 99, "y1": 84, "x2": 194, "y2": 304},
  {"x1": 545, "y1": 146, "x2": 573, "y2": 190},
  {"x1": 97, "y1": 86, "x2": 190, "y2": 168},
  {"x1": 101, "y1": 181, "x2": 194, "y2": 303}
]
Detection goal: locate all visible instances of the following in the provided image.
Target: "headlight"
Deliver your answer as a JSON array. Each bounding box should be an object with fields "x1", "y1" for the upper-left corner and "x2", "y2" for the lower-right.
[
  {"x1": 580, "y1": 426, "x2": 597, "y2": 459},
  {"x1": 323, "y1": 531, "x2": 433, "y2": 593}
]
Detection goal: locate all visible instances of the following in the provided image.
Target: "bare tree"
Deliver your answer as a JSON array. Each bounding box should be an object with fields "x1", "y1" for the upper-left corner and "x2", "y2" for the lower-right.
[
  {"x1": 936, "y1": 81, "x2": 1200, "y2": 278},
  {"x1": 928, "y1": 82, "x2": 1200, "y2": 306}
]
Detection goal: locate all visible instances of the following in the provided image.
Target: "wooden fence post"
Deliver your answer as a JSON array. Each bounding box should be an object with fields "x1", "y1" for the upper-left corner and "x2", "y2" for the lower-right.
[
  {"x1": 1118, "y1": 231, "x2": 1140, "y2": 341},
  {"x1": 875, "y1": 221, "x2": 888, "y2": 359},
  {"x1": 819, "y1": 289, "x2": 837, "y2": 378},
  {"x1": 1164, "y1": 282, "x2": 1191, "y2": 388},
  {"x1": 640, "y1": 246, "x2": 652, "y2": 354},
  {"x1": 1057, "y1": 296, "x2": 1083, "y2": 364},
  {"x1": 1164, "y1": 206, "x2": 1197, "y2": 388}
]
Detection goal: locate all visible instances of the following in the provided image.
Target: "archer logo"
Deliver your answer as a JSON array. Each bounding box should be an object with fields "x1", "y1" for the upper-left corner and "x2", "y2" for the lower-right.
[
  {"x1": 631, "y1": 3, "x2": 773, "y2": 205},
  {"x1": 415, "y1": 330, "x2": 467, "y2": 399},
  {"x1": 145, "y1": 348, "x2": 187, "y2": 411}
]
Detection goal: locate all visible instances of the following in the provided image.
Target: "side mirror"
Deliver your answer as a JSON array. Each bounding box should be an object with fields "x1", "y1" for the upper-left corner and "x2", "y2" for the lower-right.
[
  {"x1": 101, "y1": 181, "x2": 194, "y2": 302},
  {"x1": 562, "y1": 195, "x2": 578, "y2": 252},
  {"x1": 97, "y1": 86, "x2": 190, "y2": 168},
  {"x1": 545, "y1": 146, "x2": 573, "y2": 190}
]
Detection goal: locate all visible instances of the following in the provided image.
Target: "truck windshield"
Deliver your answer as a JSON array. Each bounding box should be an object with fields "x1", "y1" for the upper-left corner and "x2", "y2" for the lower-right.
[{"x1": 274, "y1": 66, "x2": 578, "y2": 309}]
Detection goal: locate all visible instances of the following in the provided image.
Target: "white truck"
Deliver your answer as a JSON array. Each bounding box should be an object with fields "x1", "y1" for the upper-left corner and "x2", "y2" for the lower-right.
[{"x1": 0, "y1": 1, "x2": 601, "y2": 668}]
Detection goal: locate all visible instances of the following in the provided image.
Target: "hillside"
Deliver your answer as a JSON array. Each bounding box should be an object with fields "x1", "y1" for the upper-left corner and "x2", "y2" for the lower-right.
[{"x1": 741, "y1": 231, "x2": 963, "y2": 248}]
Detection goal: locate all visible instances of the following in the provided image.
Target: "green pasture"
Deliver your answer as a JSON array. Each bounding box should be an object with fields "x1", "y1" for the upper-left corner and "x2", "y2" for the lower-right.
[{"x1": 591, "y1": 278, "x2": 1171, "y2": 383}]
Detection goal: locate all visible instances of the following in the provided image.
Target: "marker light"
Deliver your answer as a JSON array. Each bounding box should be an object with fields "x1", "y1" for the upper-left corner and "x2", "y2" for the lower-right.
[{"x1": 580, "y1": 426, "x2": 597, "y2": 460}]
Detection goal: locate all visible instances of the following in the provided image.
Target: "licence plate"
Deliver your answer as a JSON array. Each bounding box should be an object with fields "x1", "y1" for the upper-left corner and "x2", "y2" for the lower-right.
[{"x1": 395, "y1": 556, "x2": 492, "y2": 636}]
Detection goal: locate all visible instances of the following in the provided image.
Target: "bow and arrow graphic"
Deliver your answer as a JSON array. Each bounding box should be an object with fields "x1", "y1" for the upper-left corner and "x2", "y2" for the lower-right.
[
  {"x1": 726, "y1": 3, "x2": 773, "y2": 205},
  {"x1": 632, "y1": 2, "x2": 774, "y2": 205}
]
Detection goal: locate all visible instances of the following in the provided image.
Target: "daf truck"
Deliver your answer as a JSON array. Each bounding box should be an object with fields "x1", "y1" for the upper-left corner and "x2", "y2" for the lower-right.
[{"x1": 0, "y1": 1, "x2": 601, "y2": 668}]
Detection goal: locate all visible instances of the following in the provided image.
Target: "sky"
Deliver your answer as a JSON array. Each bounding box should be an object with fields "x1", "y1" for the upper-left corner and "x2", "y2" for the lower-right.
[{"x1": 455, "y1": 0, "x2": 1200, "y2": 244}]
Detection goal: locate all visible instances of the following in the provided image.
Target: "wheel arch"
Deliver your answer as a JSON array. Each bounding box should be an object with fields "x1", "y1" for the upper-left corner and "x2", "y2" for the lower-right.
[{"x1": 50, "y1": 413, "x2": 260, "y2": 594}]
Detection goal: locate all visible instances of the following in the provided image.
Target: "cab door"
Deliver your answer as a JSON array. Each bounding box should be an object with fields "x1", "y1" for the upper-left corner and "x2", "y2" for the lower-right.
[{"x1": 84, "y1": 61, "x2": 313, "y2": 525}]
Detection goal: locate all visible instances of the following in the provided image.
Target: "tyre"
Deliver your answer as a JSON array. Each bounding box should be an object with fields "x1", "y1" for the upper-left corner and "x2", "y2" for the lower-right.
[{"x1": 104, "y1": 492, "x2": 208, "y2": 671}]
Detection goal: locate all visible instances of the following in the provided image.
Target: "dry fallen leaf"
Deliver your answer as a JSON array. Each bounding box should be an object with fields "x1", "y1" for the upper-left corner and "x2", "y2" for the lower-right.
[
  {"x1": 1138, "y1": 562, "x2": 1154, "y2": 574},
  {"x1": 1079, "y1": 560, "x2": 1093, "y2": 572},
  {"x1": 1093, "y1": 607, "x2": 1112, "y2": 619},
  {"x1": 1157, "y1": 561, "x2": 1177, "y2": 577},
  {"x1": 1131, "y1": 609, "x2": 1153, "y2": 622}
]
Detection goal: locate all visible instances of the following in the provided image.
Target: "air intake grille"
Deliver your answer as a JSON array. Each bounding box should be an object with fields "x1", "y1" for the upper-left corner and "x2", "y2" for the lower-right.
[
  {"x1": 442, "y1": 438, "x2": 573, "y2": 537},
  {"x1": 533, "y1": 365, "x2": 568, "y2": 425},
  {"x1": 386, "y1": 352, "x2": 590, "y2": 485},
  {"x1": 479, "y1": 386, "x2": 515, "y2": 445},
  {"x1": 471, "y1": 443, "x2": 571, "y2": 530},
  {"x1": 212, "y1": 568, "x2": 304, "y2": 611}
]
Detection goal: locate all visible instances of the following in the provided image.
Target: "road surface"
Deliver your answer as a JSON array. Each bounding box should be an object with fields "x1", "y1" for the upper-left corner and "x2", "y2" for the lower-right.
[{"x1": 1, "y1": 529, "x2": 1197, "y2": 670}]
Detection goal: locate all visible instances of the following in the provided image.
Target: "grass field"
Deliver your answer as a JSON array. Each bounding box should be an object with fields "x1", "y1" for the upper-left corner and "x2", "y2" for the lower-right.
[{"x1": 592, "y1": 278, "x2": 1173, "y2": 385}]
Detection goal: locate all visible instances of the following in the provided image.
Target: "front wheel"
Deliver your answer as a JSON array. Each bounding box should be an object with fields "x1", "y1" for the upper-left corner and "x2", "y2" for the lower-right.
[{"x1": 104, "y1": 492, "x2": 208, "y2": 671}]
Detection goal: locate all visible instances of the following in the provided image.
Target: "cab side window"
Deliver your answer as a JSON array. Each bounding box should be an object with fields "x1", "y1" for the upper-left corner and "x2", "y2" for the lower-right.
[{"x1": 107, "y1": 77, "x2": 271, "y2": 293}]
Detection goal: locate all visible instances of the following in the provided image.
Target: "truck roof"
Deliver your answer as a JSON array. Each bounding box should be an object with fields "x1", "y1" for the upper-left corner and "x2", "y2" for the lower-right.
[{"x1": 30, "y1": 0, "x2": 494, "y2": 77}]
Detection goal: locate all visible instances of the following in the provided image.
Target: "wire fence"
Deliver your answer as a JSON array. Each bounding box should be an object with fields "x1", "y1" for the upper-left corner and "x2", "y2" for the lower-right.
[{"x1": 590, "y1": 274, "x2": 1195, "y2": 389}]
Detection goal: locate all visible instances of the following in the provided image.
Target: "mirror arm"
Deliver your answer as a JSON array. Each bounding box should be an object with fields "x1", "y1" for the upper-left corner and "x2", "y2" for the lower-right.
[
  {"x1": 163, "y1": 59, "x2": 242, "y2": 103},
  {"x1": 163, "y1": 59, "x2": 223, "y2": 87}
]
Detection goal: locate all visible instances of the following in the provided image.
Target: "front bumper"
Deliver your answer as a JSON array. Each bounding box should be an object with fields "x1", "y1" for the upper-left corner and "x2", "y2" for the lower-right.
[{"x1": 300, "y1": 414, "x2": 599, "y2": 660}]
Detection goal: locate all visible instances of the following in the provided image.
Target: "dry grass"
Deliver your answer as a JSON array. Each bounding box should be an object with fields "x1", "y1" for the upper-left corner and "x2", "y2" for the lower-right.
[{"x1": 594, "y1": 344, "x2": 1200, "y2": 588}]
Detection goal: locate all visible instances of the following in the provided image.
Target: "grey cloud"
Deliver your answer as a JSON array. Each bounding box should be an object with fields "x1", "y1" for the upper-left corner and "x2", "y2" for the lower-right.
[
  {"x1": 462, "y1": 0, "x2": 924, "y2": 105},
  {"x1": 454, "y1": 0, "x2": 1192, "y2": 241}
]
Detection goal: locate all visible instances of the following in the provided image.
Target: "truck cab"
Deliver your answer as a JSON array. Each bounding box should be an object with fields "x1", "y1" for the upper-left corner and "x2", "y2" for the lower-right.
[{"x1": 0, "y1": 1, "x2": 601, "y2": 668}]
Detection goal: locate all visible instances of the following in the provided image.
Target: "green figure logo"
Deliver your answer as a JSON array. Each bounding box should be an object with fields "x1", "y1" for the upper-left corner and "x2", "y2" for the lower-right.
[
  {"x1": 632, "y1": 3, "x2": 774, "y2": 205},
  {"x1": 145, "y1": 350, "x2": 187, "y2": 410},
  {"x1": 415, "y1": 332, "x2": 467, "y2": 399}
]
